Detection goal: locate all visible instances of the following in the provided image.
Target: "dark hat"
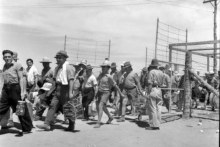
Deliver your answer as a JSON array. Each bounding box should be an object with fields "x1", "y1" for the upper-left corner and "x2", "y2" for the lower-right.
[
  {"x1": 159, "y1": 66, "x2": 165, "y2": 70},
  {"x1": 40, "y1": 57, "x2": 51, "y2": 63},
  {"x1": 54, "y1": 50, "x2": 68, "y2": 58},
  {"x1": 123, "y1": 61, "x2": 132, "y2": 68},
  {"x1": 86, "y1": 64, "x2": 93, "y2": 70},
  {"x1": 149, "y1": 59, "x2": 160, "y2": 67},
  {"x1": 111, "y1": 62, "x2": 117, "y2": 68},
  {"x1": 13, "y1": 52, "x2": 18, "y2": 60},
  {"x1": 100, "y1": 60, "x2": 111, "y2": 67}
]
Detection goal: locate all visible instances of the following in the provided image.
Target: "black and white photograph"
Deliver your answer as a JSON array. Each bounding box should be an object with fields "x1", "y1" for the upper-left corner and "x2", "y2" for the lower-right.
[{"x1": 0, "y1": 0, "x2": 219, "y2": 147}]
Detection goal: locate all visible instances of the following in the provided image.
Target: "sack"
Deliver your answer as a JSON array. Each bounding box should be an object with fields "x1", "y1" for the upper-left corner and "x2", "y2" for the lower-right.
[
  {"x1": 16, "y1": 101, "x2": 26, "y2": 116},
  {"x1": 63, "y1": 101, "x2": 76, "y2": 119},
  {"x1": 26, "y1": 99, "x2": 34, "y2": 121},
  {"x1": 149, "y1": 88, "x2": 162, "y2": 100},
  {"x1": 88, "y1": 100, "x2": 97, "y2": 117}
]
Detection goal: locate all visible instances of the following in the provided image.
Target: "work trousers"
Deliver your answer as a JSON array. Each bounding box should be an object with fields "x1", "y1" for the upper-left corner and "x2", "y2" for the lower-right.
[
  {"x1": 82, "y1": 87, "x2": 94, "y2": 118},
  {"x1": 45, "y1": 85, "x2": 75, "y2": 125},
  {"x1": 0, "y1": 84, "x2": 33, "y2": 131},
  {"x1": 148, "y1": 87, "x2": 162, "y2": 128}
]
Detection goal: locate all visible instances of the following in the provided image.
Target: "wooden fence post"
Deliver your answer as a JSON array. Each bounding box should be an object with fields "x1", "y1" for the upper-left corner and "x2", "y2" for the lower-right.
[{"x1": 183, "y1": 51, "x2": 192, "y2": 119}]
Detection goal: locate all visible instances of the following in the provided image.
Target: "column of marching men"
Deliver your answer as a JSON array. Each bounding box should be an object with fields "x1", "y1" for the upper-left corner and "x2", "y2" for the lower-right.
[{"x1": 0, "y1": 49, "x2": 219, "y2": 137}]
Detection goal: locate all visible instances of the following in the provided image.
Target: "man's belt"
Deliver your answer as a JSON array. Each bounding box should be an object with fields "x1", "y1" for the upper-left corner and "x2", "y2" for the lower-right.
[
  {"x1": 124, "y1": 86, "x2": 136, "y2": 90},
  {"x1": 3, "y1": 83, "x2": 19, "y2": 87},
  {"x1": 152, "y1": 85, "x2": 162, "y2": 88}
]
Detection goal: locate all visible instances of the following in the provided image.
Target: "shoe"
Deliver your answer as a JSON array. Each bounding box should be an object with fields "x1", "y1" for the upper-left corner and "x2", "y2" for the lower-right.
[
  {"x1": 36, "y1": 124, "x2": 51, "y2": 131},
  {"x1": 117, "y1": 117, "x2": 125, "y2": 122},
  {"x1": 15, "y1": 130, "x2": 32, "y2": 137},
  {"x1": 82, "y1": 117, "x2": 89, "y2": 121},
  {"x1": 64, "y1": 125, "x2": 75, "y2": 132},
  {"x1": 6, "y1": 120, "x2": 14, "y2": 128},
  {"x1": 106, "y1": 117, "x2": 113, "y2": 124},
  {"x1": 15, "y1": 131, "x2": 23, "y2": 137},
  {"x1": 65, "y1": 121, "x2": 75, "y2": 132},
  {"x1": 145, "y1": 127, "x2": 160, "y2": 130},
  {"x1": 94, "y1": 123, "x2": 101, "y2": 128},
  {"x1": 33, "y1": 115, "x2": 42, "y2": 121},
  {"x1": 62, "y1": 119, "x2": 69, "y2": 124}
]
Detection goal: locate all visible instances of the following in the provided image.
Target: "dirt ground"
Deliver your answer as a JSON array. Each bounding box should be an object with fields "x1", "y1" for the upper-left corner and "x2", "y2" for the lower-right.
[{"x1": 0, "y1": 107, "x2": 219, "y2": 147}]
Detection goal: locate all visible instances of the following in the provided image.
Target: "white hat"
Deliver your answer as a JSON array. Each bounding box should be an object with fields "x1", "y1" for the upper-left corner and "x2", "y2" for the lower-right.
[
  {"x1": 40, "y1": 83, "x2": 52, "y2": 91},
  {"x1": 100, "y1": 60, "x2": 111, "y2": 67},
  {"x1": 209, "y1": 71, "x2": 214, "y2": 74},
  {"x1": 120, "y1": 61, "x2": 126, "y2": 66}
]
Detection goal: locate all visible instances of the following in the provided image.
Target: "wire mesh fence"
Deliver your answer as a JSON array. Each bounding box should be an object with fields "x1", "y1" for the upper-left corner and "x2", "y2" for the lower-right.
[{"x1": 65, "y1": 37, "x2": 110, "y2": 67}]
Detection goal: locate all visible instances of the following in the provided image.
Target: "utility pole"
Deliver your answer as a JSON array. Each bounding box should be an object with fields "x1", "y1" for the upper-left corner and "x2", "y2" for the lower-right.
[
  {"x1": 108, "y1": 40, "x2": 111, "y2": 60},
  {"x1": 155, "y1": 18, "x2": 159, "y2": 59},
  {"x1": 203, "y1": 0, "x2": 218, "y2": 74},
  {"x1": 145, "y1": 47, "x2": 148, "y2": 67},
  {"x1": 64, "y1": 35, "x2": 67, "y2": 51}
]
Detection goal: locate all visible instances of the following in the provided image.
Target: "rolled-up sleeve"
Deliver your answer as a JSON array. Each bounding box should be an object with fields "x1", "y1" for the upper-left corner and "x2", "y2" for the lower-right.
[
  {"x1": 108, "y1": 75, "x2": 116, "y2": 87},
  {"x1": 66, "y1": 65, "x2": 75, "y2": 81},
  {"x1": 147, "y1": 71, "x2": 154, "y2": 85}
]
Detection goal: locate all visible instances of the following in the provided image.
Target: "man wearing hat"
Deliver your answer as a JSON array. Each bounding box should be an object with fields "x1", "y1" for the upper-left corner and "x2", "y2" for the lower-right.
[
  {"x1": 203, "y1": 71, "x2": 219, "y2": 110},
  {"x1": 159, "y1": 66, "x2": 171, "y2": 111},
  {"x1": 94, "y1": 60, "x2": 124, "y2": 128},
  {"x1": 113, "y1": 62, "x2": 126, "y2": 116},
  {"x1": 36, "y1": 50, "x2": 76, "y2": 131},
  {"x1": 117, "y1": 61, "x2": 142, "y2": 122},
  {"x1": 34, "y1": 57, "x2": 54, "y2": 121},
  {"x1": 140, "y1": 67, "x2": 148, "y2": 90},
  {"x1": 145, "y1": 59, "x2": 164, "y2": 130},
  {"x1": 37, "y1": 57, "x2": 53, "y2": 87},
  {"x1": 82, "y1": 64, "x2": 98, "y2": 120},
  {"x1": 109, "y1": 62, "x2": 120, "y2": 106}
]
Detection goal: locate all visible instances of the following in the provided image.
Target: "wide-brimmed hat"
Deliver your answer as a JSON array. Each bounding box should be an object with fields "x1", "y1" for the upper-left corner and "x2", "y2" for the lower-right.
[
  {"x1": 123, "y1": 61, "x2": 132, "y2": 69},
  {"x1": 100, "y1": 60, "x2": 111, "y2": 67},
  {"x1": 54, "y1": 50, "x2": 68, "y2": 58},
  {"x1": 86, "y1": 64, "x2": 93, "y2": 70},
  {"x1": 72, "y1": 62, "x2": 79, "y2": 67},
  {"x1": 209, "y1": 71, "x2": 215, "y2": 75},
  {"x1": 111, "y1": 62, "x2": 117, "y2": 68},
  {"x1": 174, "y1": 71, "x2": 183, "y2": 76},
  {"x1": 40, "y1": 57, "x2": 51, "y2": 63},
  {"x1": 149, "y1": 59, "x2": 160, "y2": 67},
  {"x1": 40, "y1": 82, "x2": 52, "y2": 91},
  {"x1": 120, "y1": 61, "x2": 125, "y2": 67},
  {"x1": 79, "y1": 59, "x2": 87, "y2": 66},
  {"x1": 13, "y1": 52, "x2": 18, "y2": 60},
  {"x1": 142, "y1": 67, "x2": 147, "y2": 72}
]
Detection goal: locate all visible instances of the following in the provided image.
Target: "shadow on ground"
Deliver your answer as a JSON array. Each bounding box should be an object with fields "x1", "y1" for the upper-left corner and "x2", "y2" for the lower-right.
[{"x1": 125, "y1": 117, "x2": 150, "y2": 128}]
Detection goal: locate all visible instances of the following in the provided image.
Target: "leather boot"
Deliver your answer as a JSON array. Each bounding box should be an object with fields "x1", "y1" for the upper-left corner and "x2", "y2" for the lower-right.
[{"x1": 65, "y1": 119, "x2": 75, "y2": 131}]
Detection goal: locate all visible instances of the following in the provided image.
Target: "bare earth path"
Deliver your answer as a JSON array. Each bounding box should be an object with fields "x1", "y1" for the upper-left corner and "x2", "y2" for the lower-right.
[{"x1": 0, "y1": 111, "x2": 219, "y2": 147}]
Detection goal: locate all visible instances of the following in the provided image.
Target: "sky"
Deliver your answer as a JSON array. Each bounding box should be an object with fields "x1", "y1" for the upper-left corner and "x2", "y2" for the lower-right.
[{"x1": 0, "y1": 0, "x2": 219, "y2": 74}]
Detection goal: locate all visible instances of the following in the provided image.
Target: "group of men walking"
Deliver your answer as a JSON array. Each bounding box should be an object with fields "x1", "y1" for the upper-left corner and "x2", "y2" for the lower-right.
[{"x1": 1, "y1": 49, "x2": 218, "y2": 137}]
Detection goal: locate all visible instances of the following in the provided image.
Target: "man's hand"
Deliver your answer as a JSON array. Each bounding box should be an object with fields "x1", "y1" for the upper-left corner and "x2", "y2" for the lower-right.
[
  {"x1": 69, "y1": 93, "x2": 74, "y2": 100},
  {"x1": 120, "y1": 93, "x2": 125, "y2": 98},
  {"x1": 21, "y1": 92, "x2": 27, "y2": 100}
]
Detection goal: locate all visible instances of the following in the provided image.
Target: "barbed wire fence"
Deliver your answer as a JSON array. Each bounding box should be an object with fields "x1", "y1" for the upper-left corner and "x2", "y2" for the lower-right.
[
  {"x1": 65, "y1": 36, "x2": 110, "y2": 67},
  {"x1": 154, "y1": 18, "x2": 187, "y2": 71}
]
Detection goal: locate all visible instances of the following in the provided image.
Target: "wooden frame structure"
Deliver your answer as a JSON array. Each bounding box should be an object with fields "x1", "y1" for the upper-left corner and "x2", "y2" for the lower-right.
[
  {"x1": 169, "y1": 40, "x2": 220, "y2": 119},
  {"x1": 169, "y1": 40, "x2": 220, "y2": 73}
]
